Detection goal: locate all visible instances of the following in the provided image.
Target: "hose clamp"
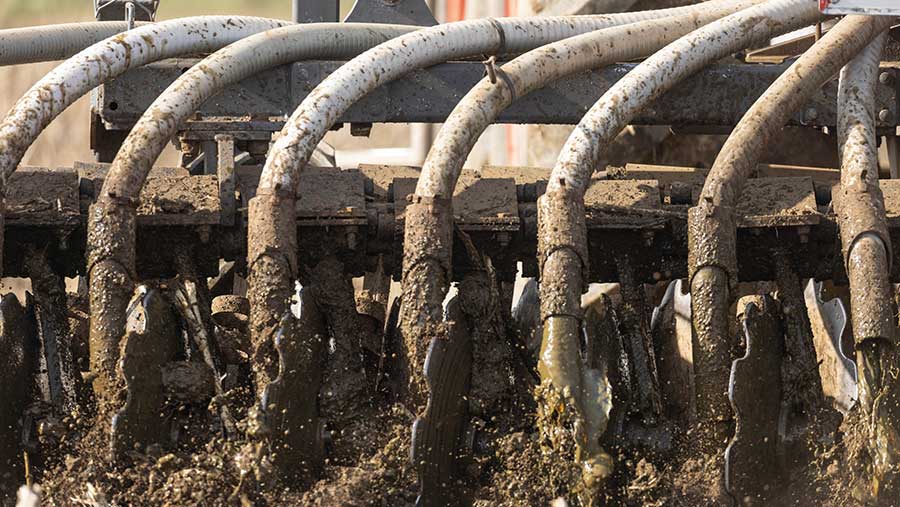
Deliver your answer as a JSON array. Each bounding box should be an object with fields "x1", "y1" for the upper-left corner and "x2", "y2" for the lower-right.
[
  {"x1": 537, "y1": 188, "x2": 590, "y2": 283},
  {"x1": 402, "y1": 195, "x2": 454, "y2": 279},
  {"x1": 687, "y1": 204, "x2": 739, "y2": 288},
  {"x1": 833, "y1": 182, "x2": 893, "y2": 272},
  {"x1": 486, "y1": 17, "x2": 507, "y2": 56}
]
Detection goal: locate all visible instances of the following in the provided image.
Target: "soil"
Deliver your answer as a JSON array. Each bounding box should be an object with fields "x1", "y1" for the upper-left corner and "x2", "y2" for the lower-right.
[{"x1": 4, "y1": 278, "x2": 870, "y2": 507}]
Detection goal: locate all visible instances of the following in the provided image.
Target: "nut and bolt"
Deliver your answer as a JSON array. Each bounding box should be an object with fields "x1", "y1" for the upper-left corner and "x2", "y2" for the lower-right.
[
  {"x1": 346, "y1": 229, "x2": 359, "y2": 251},
  {"x1": 803, "y1": 107, "x2": 818, "y2": 123}
]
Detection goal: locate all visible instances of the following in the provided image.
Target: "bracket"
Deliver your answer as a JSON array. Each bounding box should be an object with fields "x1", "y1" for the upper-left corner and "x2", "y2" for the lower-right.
[
  {"x1": 94, "y1": 0, "x2": 159, "y2": 21},
  {"x1": 345, "y1": 0, "x2": 438, "y2": 26}
]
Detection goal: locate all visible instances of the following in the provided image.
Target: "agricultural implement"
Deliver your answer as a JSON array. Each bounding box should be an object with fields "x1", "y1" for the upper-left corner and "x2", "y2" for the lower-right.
[{"x1": 1, "y1": 0, "x2": 899, "y2": 504}]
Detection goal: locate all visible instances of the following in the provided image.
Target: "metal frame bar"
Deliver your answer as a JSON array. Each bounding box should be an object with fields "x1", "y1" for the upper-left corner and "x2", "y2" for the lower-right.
[{"x1": 97, "y1": 60, "x2": 900, "y2": 131}]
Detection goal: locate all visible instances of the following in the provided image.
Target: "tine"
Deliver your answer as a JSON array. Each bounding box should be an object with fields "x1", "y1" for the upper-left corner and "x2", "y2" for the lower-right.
[
  {"x1": 412, "y1": 297, "x2": 472, "y2": 507},
  {"x1": 110, "y1": 287, "x2": 180, "y2": 461},
  {"x1": 0, "y1": 294, "x2": 35, "y2": 488},
  {"x1": 615, "y1": 255, "x2": 662, "y2": 426},
  {"x1": 725, "y1": 295, "x2": 784, "y2": 504},
  {"x1": 804, "y1": 280, "x2": 856, "y2": 413},
  {"x1": 258, "y1": 288, "x2": 327, "y2": 482}
]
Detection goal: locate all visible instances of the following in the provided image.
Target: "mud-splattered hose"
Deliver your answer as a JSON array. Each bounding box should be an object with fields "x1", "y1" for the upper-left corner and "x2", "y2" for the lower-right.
[
  {"x1": 404, "y1": 0, "x2": 759, "y2": 491},
  {"x1": 248, "y1": 0, "x2": 765, "y2": 415},
  {"x1": 0, "y1": 16, "x2": 289, "y2": 193},
  {"x1": 95, "y1": 23, "x2": 420, "y2": 400},
  {"x1": 834, "y1": 29, "x2": 899, "y2": 496},
  {"x1": 0, "y1": 15, "x2": 290, "y2": 402},
  {"x1": 414, "y1": 0, "x2": 760, "y2": 199},
  {"x1": 686, "y1": 13, "x2": 895, "y2": 454},
  {"x1": 0, "y1": 15, "x2": 290, "y2": 278},
  {"x1": 0, "y1": 21, "x2": 148, "y2": 66},
  {"x1": 833, "y1": 29, "x2": 895, "y2": 404},
  {"x1": 255, "y1": 2, "x2": 750, "y2": 195},
  {"x1": 536, "y1": 0, "x2": 822, "y2": 456},
  {"x1": 835, "y1": 31, "x2": 893, "y2": 408}
]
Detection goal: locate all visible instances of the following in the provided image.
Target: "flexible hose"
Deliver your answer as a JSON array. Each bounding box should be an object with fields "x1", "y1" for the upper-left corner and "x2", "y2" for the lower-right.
[
  {"x1": 0, "y1": 16, "x2": 289, "y2": 193},
  {"x1": 0, "y1": 21, "x2": 149, "y2": 66},
  {"x1": 697, "y1": 14, "x2": 894, "y2": 215},
  {"x1": 547, "y1": 0, "x2": 823, "y2": 195},
  {"x1": 401, "y1": 2, "x2": 757, "y2": 493},
  {"x1": 237, "y1": 1, "x2": 758, "y2": 490},
  {"x1": 683, "y1": 13, "x2": 894, "y2": 463},
  {"x1": 91, "y1": 22, "x2": 418, "y2": 418},
  {"x1": 836, "y1": 31, "x2": 893, "y2": 371},
  {"x1": 2, "y1": 15, "x2": 287, "y2": 414},
  {"x1": 839, "y1": 35, "x2": 888, "y2": 195},
  {"x1": 835, "y1": 30, "x2": 899, "y2": 497},
  {"x1": 244, "y1": 0, "x2": 764, "y2": 413},
  {"x1": 415, "y1": 0, "x2": 760, "y2": 199},
  {"x1": 532, "y1": 0, "x2": 822, "y2": 474},
  {"x1": 101, "y1": 22, "x2": 417, "y2": 201},
  {"x1": 256, "y1": 0, "x2": 764, "y2": 194}
]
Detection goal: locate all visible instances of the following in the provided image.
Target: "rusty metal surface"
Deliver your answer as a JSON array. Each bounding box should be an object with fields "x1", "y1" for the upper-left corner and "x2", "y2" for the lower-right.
[
  {"x1": 294, "y1": 169, "x2": 367, "y2": 220},
  {"x1": 75, "y1": 161, "x2": 189, "y2": 180},
  {"x1": 356, "y1": 164, "x2": 422, "y2": 198},
  {"x1": 239, "y1": 166, "x2": 368, "y2": 225},
  {"x1": 877, "y1": 179, "x2": 900, "y2": 228},
  {"x1": 137, "y1": 176, "x2": 220, "y2": 226},
  {"x1": 6, "y1": 168, "x2": 225, "y2": 227}
]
